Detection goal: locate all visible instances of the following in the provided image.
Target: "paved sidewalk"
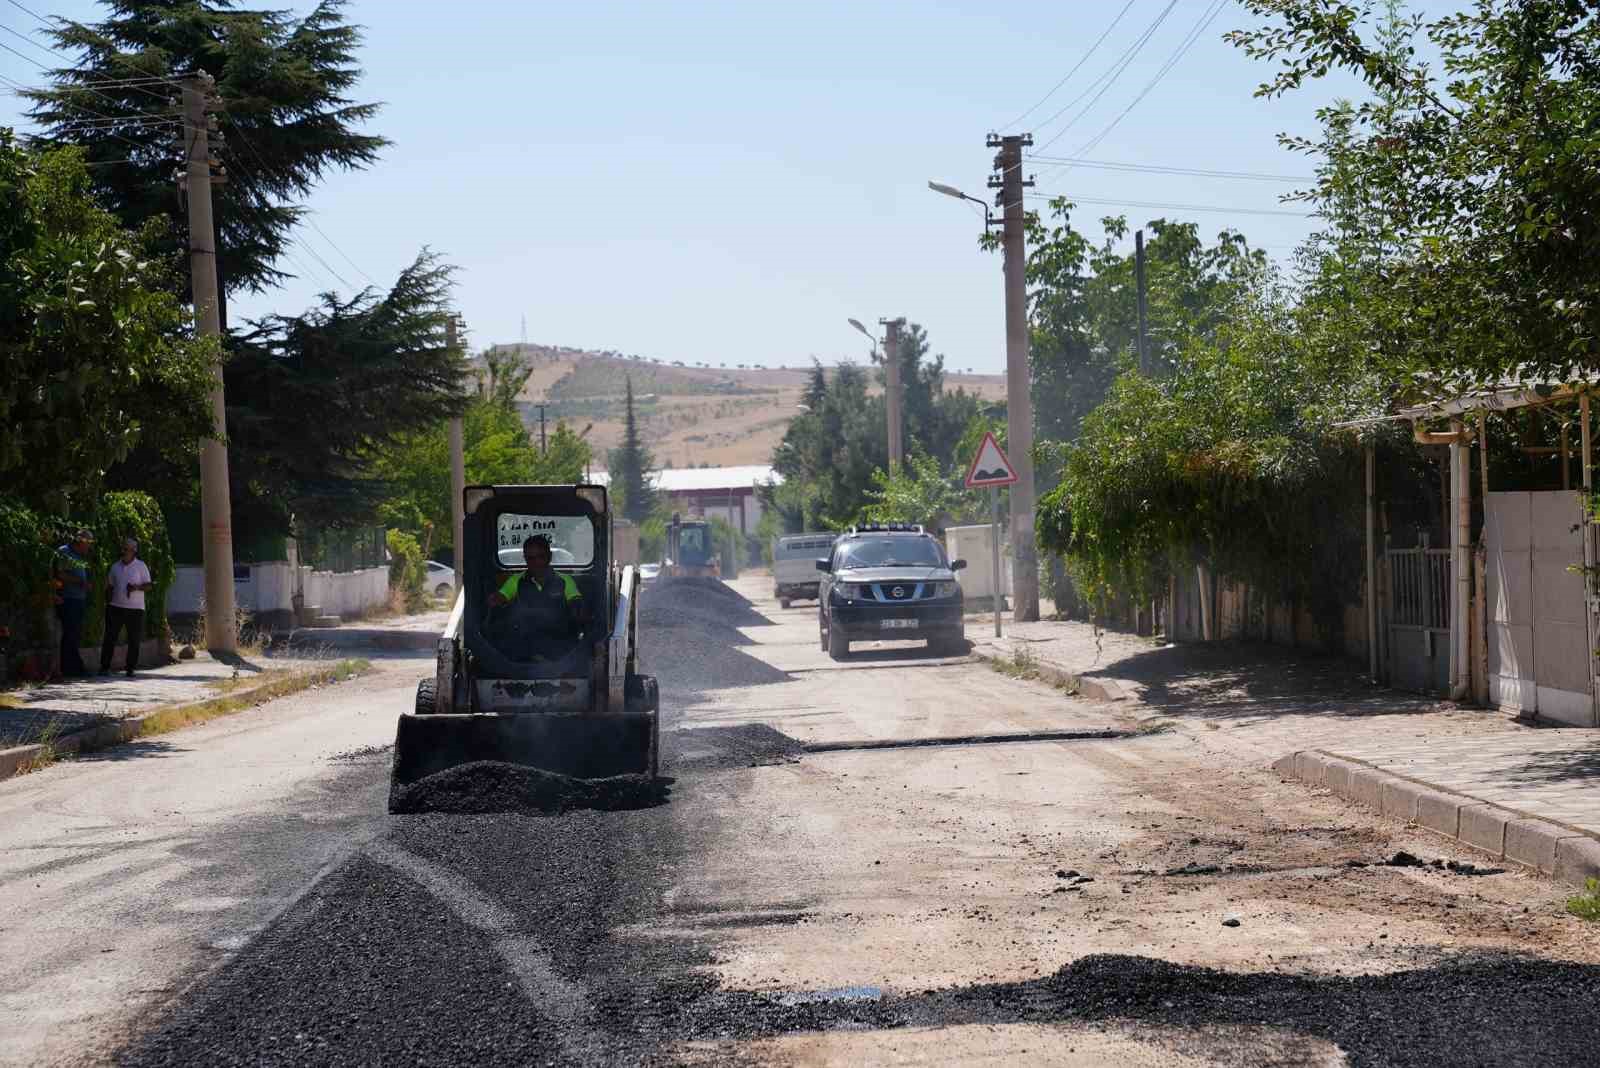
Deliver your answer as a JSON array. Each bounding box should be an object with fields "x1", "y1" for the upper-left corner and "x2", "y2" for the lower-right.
[
  {"x1": 0, "y1": 610, "x2": 446, "y2": 758},
  {"x1": 0, "y1": 650, "x2": 325, "y2": 750},
  {"x1": 969, "y1": 611, "x2": 1600, "y2": 880}
]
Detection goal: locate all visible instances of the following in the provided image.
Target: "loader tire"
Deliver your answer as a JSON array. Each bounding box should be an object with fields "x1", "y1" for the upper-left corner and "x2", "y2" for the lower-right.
[{"x1": 415, "y1": 677, "x2": 437, "y2": 716}]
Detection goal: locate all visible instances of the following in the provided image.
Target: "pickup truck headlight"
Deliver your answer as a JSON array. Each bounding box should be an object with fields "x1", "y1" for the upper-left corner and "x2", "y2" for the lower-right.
[{"x1": 934, "y1": 581, "x2": 960, "y2": 598}]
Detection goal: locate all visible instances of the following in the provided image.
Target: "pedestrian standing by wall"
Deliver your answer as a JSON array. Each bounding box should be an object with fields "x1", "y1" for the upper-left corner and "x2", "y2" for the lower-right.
[
  {"x1": 102, "y1": 537, "x2": 153, "y2": 677},
  {"x1": 51, "y1": 530, "x2": 94, "y2": 679}
]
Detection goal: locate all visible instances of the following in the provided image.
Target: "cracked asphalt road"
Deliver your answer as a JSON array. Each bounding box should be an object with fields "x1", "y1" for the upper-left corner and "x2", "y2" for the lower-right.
[{"x1": 7, "y1": 576, "x2": 1600, "y2": 1066}]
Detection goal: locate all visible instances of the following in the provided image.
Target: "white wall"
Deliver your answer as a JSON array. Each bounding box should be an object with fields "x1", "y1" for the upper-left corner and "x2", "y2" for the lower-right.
[
  {"x1": 168, "y1": 562, "x2": 389, "y2": 621},
  {"x1": 946, "y1": 525, "x2": 1011, "y2": 601}
]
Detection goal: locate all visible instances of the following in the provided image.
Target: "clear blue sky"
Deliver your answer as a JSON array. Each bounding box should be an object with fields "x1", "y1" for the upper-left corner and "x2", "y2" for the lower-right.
[{"x1": 1, "y1": 0, "x2": 1456, "y2": 374}]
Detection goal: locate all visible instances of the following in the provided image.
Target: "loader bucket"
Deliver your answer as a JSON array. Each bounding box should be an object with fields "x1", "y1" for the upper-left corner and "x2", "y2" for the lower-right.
[{"x1": 388, "y1": 712, "x2": 658, "y2": 811}]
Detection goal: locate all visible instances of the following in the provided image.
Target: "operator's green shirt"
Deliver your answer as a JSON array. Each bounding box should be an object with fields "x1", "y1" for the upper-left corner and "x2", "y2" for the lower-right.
[{"x1": 498, "y1": 570, "x2": 582, "y2": 603}]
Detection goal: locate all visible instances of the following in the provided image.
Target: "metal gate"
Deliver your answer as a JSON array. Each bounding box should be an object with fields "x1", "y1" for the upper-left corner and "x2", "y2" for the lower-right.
[
  {"x1": 1484, "y1": 491, "x2": 1596, "y2": 726},
  {"x1": 1385, "y1": 536, "x2": 1451, "y2": 694}
]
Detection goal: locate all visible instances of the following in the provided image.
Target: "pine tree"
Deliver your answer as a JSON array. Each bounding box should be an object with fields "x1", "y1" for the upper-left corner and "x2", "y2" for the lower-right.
[
  {"x1": 23, "y1": 0, "x2": 388, "y2": 296},
  {"x1": 607, "y1": 377, "x2": 657, "y2": 523}
]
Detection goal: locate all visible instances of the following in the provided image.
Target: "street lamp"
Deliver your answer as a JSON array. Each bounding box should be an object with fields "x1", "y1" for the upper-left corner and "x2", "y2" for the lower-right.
[
  {"x1": 846, "y1": 317, "x2": 903, "y2": 466},
  {"x1": 929, "y1": 173, "x2": 1038, "y2": 621},
  {"x1": 928, "y1": 180, "x2": 993, "y2": 225}
]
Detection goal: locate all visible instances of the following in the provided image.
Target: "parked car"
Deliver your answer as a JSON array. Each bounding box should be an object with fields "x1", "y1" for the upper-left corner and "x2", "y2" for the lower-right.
[
  {"x1": 639, "y1": 562, "x2": 661, "y2": 582},
  {"x1": 772, "y1": 532, "x2": 837, "y2": 608},
  {"x1": 422, "y1": 559, "x2": 454, "y2": 601},
  {"x1": 817, "y1": 524, "x2": 966, "y2": 660},
  {"x1": 425, "y1": 560, "x2": 455, "y2": 600}
]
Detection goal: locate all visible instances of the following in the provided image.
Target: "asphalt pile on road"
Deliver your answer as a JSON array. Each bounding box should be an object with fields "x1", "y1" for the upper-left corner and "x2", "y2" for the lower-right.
[
  {"x1": 387, "y1": 760, "x2": 667, "y2": 815},
  {"x1": 639, "y1": 577, "x2": 789, "y2": 699}
]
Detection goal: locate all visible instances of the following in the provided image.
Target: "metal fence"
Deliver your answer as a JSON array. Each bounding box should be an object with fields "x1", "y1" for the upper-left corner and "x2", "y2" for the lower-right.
[{"x1": 1387, "y1": 541, "x2": 1451, "y2": 630}]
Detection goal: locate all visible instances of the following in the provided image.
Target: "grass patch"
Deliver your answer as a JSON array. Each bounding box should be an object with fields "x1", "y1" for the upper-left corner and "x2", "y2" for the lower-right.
[
  {"x1": 1567, "y1": 878, "x2": 1600, "y2": 921},
  {"x1": 136, "y1": 658, "x2": 372, "y2": 739},
  {"x1": 15, "y1": 715, "x2": 67, "y2": 774},
  {"x1": 1132, "y1": 719, "x2": 1178, "y2": 736},
  {"x1": 989, "y1": 644, "x2": 1040, "y2": 680}
]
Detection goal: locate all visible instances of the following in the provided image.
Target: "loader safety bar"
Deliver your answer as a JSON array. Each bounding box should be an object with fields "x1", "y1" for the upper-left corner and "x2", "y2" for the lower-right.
[
  {"x1": 433, "y1": 587, "x2": 466, "y2": 715},
  {"x1": 608, "y1": 564, "x2": 637, "y2": 711}
]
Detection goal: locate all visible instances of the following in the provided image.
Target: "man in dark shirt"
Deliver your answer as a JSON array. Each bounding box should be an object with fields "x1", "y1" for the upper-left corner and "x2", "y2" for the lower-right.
[{"x1": 51, "y1": 530, "x2": 94, "y2": 678}]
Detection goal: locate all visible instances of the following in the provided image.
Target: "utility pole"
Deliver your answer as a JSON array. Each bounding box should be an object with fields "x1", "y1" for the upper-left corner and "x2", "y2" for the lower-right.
[
  {"x1": 182, "y1": 73, "x2": 237, "y2": 653},
  {"x1": 1135, "y1": 229, "x2": 1150, "y2": 376},
  {"x1": 880, "y1": 317, "x2": 905, "y2": 469},
  {"x1": 538, "y1": 404, "x2": 547, "y2": 453},
  {"x1": 447, "y1": 315, "x2": 465, "y2": 591},
  {"x1": 988, "y1": 133, "x2": 1039, "y2": 622}
]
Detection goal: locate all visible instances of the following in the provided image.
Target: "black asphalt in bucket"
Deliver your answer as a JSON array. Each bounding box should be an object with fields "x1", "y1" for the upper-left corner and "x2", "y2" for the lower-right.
[{"x1": 388, "y1": 760, "x2": 670, "y2": 815}]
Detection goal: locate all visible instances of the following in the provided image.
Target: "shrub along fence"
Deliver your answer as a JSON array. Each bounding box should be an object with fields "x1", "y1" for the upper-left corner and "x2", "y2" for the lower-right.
[{"x1": 0, "y1": 491, "x2": 174, "y2": 680}]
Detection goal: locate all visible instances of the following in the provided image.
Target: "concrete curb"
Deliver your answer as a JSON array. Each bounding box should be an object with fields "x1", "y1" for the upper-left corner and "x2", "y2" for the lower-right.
[
  {"x1": 1275, "y1": 748, "x2": 1600, "y2": 888},
  {"x1": 0, "y1": 661, "x2": 366, "y2": 784},
  {"x1": 969, "y1": 645, "x2": 1133, "y2": 704}
]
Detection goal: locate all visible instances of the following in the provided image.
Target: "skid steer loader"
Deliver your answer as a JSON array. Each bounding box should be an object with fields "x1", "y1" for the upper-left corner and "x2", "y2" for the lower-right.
[{"x1": 388, "y1": 484, "x2": 660, "y2": 811}]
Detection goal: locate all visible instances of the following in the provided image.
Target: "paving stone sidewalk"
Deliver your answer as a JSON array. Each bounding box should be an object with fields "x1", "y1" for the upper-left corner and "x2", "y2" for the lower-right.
[
  {"x1": 969, "y1": 611, "x2": 1600, "y2": 852},
  {"x1": 0, "y1": 650, "x2": 325, "y2": 750}
]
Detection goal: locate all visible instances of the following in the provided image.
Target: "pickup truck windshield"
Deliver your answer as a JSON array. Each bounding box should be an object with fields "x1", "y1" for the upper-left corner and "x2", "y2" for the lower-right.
[{"x1": 836, "y1": 538, "x2": 944, "y2": 569}]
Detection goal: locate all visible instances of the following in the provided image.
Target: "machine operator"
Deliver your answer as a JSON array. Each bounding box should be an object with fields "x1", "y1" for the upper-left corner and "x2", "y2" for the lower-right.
[{"x1": 487, "y1": 535, "x2": 590, "y2": 657}]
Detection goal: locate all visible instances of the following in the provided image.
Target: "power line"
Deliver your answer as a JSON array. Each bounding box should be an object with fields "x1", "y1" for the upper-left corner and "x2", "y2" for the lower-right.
[
  {"x1": 1024, "y1": 154, "x2": 1310, "y2": 183},
  {"x1": 1000, "y1": 0, "x2": 1138, "y2": 132},
  {"x1": 1027, "y1": 190, "x2": 1315, "y2": 218},
  {"x1": 1067, "y1": 0, "x2": 1229, "y2": 162},
  {"x1": 1026, "y1": 0, "x2": 1179, "y2": 157},
  {"x1": 4, "y1": 0, "x2": 185, "y2": 102},
  {"x1": 0, "y1": 71, "x2": 164, "y2": 153},
  {"x1": 306, "y1": 216, "x2": 376, "y2": 285},
  {"x1": 227, "y1": 122, "x2": 374, "y2": 289}
]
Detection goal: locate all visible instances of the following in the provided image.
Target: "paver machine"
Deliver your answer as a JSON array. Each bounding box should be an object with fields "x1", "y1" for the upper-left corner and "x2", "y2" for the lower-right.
[{"x1": 389, "y1": 484, "x2": 660, "y2": 809}]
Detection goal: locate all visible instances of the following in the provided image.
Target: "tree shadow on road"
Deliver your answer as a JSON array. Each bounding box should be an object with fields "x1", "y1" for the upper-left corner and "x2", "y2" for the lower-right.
[
  {"x1": 1500, "y1": 741, "x2": 1600, "y2": 787},
  {"x1": 1081, "y1": 640, "x2": 1446, "y2": 725}
]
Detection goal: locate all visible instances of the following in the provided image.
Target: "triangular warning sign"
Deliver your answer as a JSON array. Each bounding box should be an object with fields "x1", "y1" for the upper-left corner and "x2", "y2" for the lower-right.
[{"x1": 964, "y1": 430, "x2": 1018, "y2": 488}]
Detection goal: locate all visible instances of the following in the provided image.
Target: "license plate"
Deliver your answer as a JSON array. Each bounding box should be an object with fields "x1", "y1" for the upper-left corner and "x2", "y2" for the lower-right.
[{"x1": 881, "y1": 618, "x2": 919, "y2": 630}]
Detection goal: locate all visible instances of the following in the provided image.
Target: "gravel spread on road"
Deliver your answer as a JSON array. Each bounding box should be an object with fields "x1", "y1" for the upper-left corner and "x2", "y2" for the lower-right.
[{"x1": 115, "y1": 579, "x2": 1600, "y2": 1067}]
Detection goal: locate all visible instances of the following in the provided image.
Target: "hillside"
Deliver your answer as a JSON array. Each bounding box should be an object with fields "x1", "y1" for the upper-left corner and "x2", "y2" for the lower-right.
[{"x1": 479, "y1": 344, "x2": 1007, "y2": 469}]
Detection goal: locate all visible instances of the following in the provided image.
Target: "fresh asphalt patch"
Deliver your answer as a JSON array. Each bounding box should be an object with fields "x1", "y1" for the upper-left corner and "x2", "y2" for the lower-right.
[{"x1": 115, "y1": 580, "x2": 1600, "y2": 1067}]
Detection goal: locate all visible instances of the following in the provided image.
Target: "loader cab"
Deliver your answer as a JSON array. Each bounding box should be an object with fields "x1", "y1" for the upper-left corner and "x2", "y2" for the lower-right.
[{"x1": 461, "y1": 484, "x2": 613, "y2": 679}]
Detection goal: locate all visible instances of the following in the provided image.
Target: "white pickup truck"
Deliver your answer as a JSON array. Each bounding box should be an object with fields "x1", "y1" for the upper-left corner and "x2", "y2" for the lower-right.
[{"x1": 771, "y1": 532, "x2": 837, "y2": 608}]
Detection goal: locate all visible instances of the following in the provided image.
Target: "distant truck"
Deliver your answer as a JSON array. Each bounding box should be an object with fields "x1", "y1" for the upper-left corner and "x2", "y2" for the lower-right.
[{"x1": 771, "y1": 532, "x2": 837, "y2": 608}]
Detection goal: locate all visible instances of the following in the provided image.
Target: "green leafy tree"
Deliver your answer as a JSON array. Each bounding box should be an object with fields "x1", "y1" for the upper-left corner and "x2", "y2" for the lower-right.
[
  {"x1": 373, "y1": 365, "x2": 589, "y2": 558},
  {"x1": 859, "y1": 450, "x2": 981, "y2": 529},
  {"x1": 0, "y1": 136, "x2": 215, "y2": 516},
  {"x1": 1227, "y1": 0, "x2": 1600, "y2": 388},
  {"x1": 23, "y1": 0, "x2": 387, "y2": 296},
  {"x1": 607, "y1": 376, "x2": 657, "y2": 522}
]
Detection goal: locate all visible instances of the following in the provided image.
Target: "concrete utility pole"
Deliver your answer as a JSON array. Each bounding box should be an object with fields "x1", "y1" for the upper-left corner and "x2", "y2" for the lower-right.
[
  {"x1": 182, "y1": 73, "x2": 237, "y2": 653},
  {"x1": 447, "y1": 315, "x2": 465, "y2": 591},
  {"x1": 988, "y1": 133, "x2": 1039, "y2": 622},
  {"x1": 881, "y1": 317, "x2": 905, "y2": 469},
  {"x1": 1135, "y1": 229, "x2": 1151, "y2": 376}
]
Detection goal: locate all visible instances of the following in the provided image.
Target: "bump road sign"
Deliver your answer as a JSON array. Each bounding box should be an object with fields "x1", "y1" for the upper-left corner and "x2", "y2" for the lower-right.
[{"x1": 963, "y1": 431, "x2": 1018, "y2": 489}]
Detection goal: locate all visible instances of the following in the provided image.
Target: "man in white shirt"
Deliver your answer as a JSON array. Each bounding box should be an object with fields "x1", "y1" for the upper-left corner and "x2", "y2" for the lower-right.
[{"x1": 101, "y1": 538, "x2": 154, "y2": 677}]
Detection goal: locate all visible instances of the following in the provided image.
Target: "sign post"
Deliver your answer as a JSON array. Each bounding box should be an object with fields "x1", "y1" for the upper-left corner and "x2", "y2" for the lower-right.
[{"x1": 963, "y1": 431, "x2": 1020, "y2": 639}]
